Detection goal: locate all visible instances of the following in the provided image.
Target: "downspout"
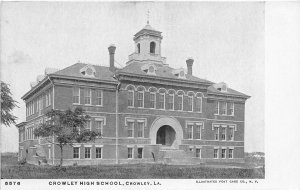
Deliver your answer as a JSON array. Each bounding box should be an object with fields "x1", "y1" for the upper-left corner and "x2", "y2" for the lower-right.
[
  {"x1": 115, "y1": 81, "x2": 121, "y2": 164},
  {"x1": 48, "y1": 76, "x2": 55, "y2": 165}
]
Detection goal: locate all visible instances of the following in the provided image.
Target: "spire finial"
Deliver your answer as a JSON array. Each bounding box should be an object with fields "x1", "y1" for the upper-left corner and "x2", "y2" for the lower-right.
[{"x1": 147, "y1": 9, "x2": 150, "y2": 25}]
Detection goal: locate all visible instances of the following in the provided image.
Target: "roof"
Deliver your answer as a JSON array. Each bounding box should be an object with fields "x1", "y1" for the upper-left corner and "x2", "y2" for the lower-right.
[
  {"x1": 118, "y1": 62, "x2": 213, "y2": 84},
  {"x1": 207, "y1": 85, "x2": 250, "y2": 98},
  {"x1": 53, "y1": 63, "x2": 117, "y2": 82},
  {"x1": 134, "y1": 24, "x2": 162, "y2": 40}
]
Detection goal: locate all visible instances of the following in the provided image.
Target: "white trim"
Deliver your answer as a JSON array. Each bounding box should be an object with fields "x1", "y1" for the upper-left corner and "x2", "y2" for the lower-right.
[
  {"x1": 187, "y1": 95, "x2": 193, "y2": 112},
  {"x1": 148, "y1": 86, "x2": 158, "y2": 93},
  {"x1": 127, "y1": 147, "x2": 134, "y2": 159},
  {"x1": 94, "y1": 116, "x2": 106, "y2": 125},
  {"x1": 95, "y1": 146, "x2": 103, "y2": 159},
  {"x1": 213, "y1": 148, "x2": 219, "y2": 159},
  {"x1": 136, "y1": 120, "x2": 145, "y2": 138},
  {"x1": 214, "y1": 101, "x2": 219, "y2": 115},
  {"x1": 73, "y1": 146, "x2": 80, "y2": 159},
  {"x1": 221, "y1": 148, "x2": 227, "y2": 159},
  {"x1": 125, "y1": 84, "x2": 136, "y2": 91},
  {"x1": 186, "y1": 123, "x2": 193, "y2": 140},
  {"x1": 177, "y1": 94, "x2": 183, "y2": 111},
  {"x1": 167, "y1": 94, "x2": 174, "y2": 110},
  {"x1": 84, "y1": 88, "x2": 92, "y2": 105},
  {"x1": 84, "y1": 146, "x2": 92, "y2": 159},
  {"x1": 157, "y1": 88, "x2": 167, "y2": 93},
  {"x1": 95, "y1": 145, "x2": 104, "y2": 147},
  {"x1": 195, "y1": 96, "x2": 202, "y2": 113},
  {"x1": 136, "y1": 85, "x2": 147, "y2": 92},
  {"x1": 221, "y1": 126, "x2": 227, "y2": 141},
  {"x1": 96, "y1": 89, "x2": 103, "y2": 106},
  {"x1": 137, "y1": 147, "x2": 143, "y2": 159},
  {"x1": 84, "y1": 145, "x2": 92, "y2": 147},
  {"x1": 195, "y1": 147, "x2": 201, "y2": 159},
  {"x1": 228, "y1": 126, "x2": 235, "y2": 141}
]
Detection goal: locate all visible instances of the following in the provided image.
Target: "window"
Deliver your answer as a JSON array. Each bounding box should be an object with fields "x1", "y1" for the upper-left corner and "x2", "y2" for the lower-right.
[
  {"x1": 96, "y1": 90, "x2": 103, "y2": 106},
  {"x1": 215, "y1": 101, "x2": 219, "y2": 115},
  {"x1": 214, "y1": 149, "x2": 219, "y2": 158},
  {"x1": 150, "y1": 41, "x2": 156, "y2": 54},
  {"x1": 95, "y1": 120, "x2": 103, "y2": 136},
  {"x1": 45, "y1": 92, "x2": 49, "y2": 107},
  {"x1": 85, "y1": 120, "x2": 91, "y2": 131},
  {"x1": 96, "y1": 147, "x2": 102, "y2": 158},
  {"x1": 84, "y1": 89, "x2": 91, "y2": 105},
  {"x1": 158, "y1": 93, "x2": 165, "y2": 109},
  {"x1": 195, "y1": 124, "x2": 201, "y2": 139},
  {"x1": 37, "y1": 97, "x2": 40, "y2": 115},
  {"x1": 196, "y1": 148, "x2": 201, "y2": 158},
  {"x1": 137, "y1": 148, "x2": 143, "y2": 159},
  {"x1": 221, "y1": 127, "x2": 226, "y2": 141},
  {"x1": 38, "y1": 96, "x2": 42, "y2": 115},
  {"x1": 187, "y1": 124, "x2": 193, "y2": 139},
  {"x1": 178, "y1": 95, "x2": 183, "y2": 111},
  {"x1": 167, "y1": 94, "x2": 174, "y2": 110},
  {"x1": 128, "y1": 91, "x2": 134, "y2": 107},
  {"x1": 228, "y1": 127, "x2": 234, "y2": 141},
  {"x1": 137, "y1": 43, "x2": 140, "y2": 53},
  {"x1": 127, "y1": 121, "x2": 134, "y2": 137},
  {"x1": 228, "y1": 149, "x2": 233, "y2": 159},
  {"x1": 137, "y1": 122, "x2": 144, "y2": 138},
  {"x1": 221, "y1": 148, "x2": 226, "y2": 159},
  {"x1": 187, "y1": 96, "x2": 193, "y2": 111},
  {"x1": 214, "y1": 126, "x2": 219, "y2": 140},
  {"x1": 84, "y1": 147, "x2": 91, "y2": 159},
  {"x1": 73, "y1": 147, "x2": 80, "y2": 159},
  {"x1": 195, "y1": 97, "x2": 202, "y2": 112},
  {"x1": 137, "y1": 91, "x2": 144, "y2": 107},
  {"x1": 228, "y1": 102, "x2": 234, "y2": 115},
  {"x1": 150, "y1": 93, "x2": 155, "y2": 108},
  {"x1": 128, "y1": 148, "x2": 133, "y2": 159},
  {"x1": 220, "y1": 102, "x2": 227, "y2": 115},
  {"x1": 73, "y1": 87, "x2": 80, "y2": 104}
]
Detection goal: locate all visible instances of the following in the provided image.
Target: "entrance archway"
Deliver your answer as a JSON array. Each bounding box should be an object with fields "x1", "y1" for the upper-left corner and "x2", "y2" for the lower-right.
[
  {"x1": 149, "y1": 117, "x2": 183, "y2": 149},
  {"x1": 156, "y1": 125, "x2": 176, "y2": 146}
]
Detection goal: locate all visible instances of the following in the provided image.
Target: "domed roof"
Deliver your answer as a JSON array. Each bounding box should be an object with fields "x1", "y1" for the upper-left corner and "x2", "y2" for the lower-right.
[{"x1": 134, "y1": 24, "x2": 162, "y2": 40}]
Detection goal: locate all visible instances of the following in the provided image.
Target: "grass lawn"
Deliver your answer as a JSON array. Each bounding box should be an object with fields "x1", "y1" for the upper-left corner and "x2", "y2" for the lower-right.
[{"x1": 1, "y1": 155, "x2": 264, "y2": 179}]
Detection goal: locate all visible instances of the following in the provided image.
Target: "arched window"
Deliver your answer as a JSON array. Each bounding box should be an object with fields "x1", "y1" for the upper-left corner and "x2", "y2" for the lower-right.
[
  {"x1": 137, "y1": 43, "x2": 140, "y2": 53},
  {"x1": 150, "y1": 42, "x2": 156, "y2": 54}
]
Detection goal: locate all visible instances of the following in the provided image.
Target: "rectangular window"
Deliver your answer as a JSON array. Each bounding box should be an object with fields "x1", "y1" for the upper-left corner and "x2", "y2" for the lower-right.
[
  {"x1": 48, "y1": 148, "x2": 51, "y2": 159},
  {"x1": 73, "y1": 147, "x2": 80, "y2": 159},
  {"x1": 137, "y1": 122, "x2": 144, "y2": 138},
  {"x1": 73, "y1": 87, "x2": 80, "y2": 104},
  {"x1": 84, "y1": 89, "x2": 91, "y2": 105},
  {"x1": 196, "y1": 148, "x2": 201, "y2": 158},
  {"x1": 221, "y1": 148, "x2": 226, "y2": 158},
  {"x1": 221, "y1": 127, "x2": 226, "y2": 141},
  {"x1": 128, "y1": 147, "x2": 133, "y2": 159},
  {"x1": 137, "y1": 148, "x2": 143, "y2": 159},
  {"x1": 215, "y1": 101, "x2": 219, "y2": 114},
  {"x1": 214, "y1": 149, "x2": 219, "y2": 158},
  {"x1": 37, "y1": 97, "x2": 40, "y2": 115},
  {"x1": 195, "y1": 124, "x2": 201, "y2": 139},
  {"x1": 39, "y1": 96, "x2": 42, "y2": 115},
  {"x1": 96, "y1": 147, "x2": 102, "y2": 158},
  {"x1": 214, "y1": 126, "x2": 219, "y2": 140},
  {"x1": 127, "y1": 121, "x2": 134, "y2": 137},
  {"x1": 220, "y1": 102, "x2": 227, "y2": 115},
  {"x1": 137, "y1": 91, "x2": 144, "y2": 107},
  {"x1": 95, "y1": 120, "x2": 103, "y2": 136},
  {"x1": 96, "y1": 90, "x2": 103, "y2": 106},
  {"x1": 187, "y1": 96, "x2": 193, "y2": 111},
  {"x1": 167, "y1": 94, "x2": 174, "y2": 110},
  {"x1": 128, "y1": 91, "x2": 134, "y2": 107},
  {"x1": 158, "y1": 94, "x2": 165, "y2": 109},
  {"x1": 178, "y1": 95, "x2": 183, "y2": 111},
  {"x1": 187, "y1": 124, "x2": 193, "y2": 139},
  {"x1": 84, "y1": 147, "x2": 91, "y2": 159},
  {"x1": 85, "y1": 120, "x2": 91, "y2": 131},
  {"x1": 150, "y1": 93, "x2": 155, "y2": 108},
  {"x1": 228, "y1": 149, "x2": 233, "y2": 159},
  {"x1": 195, "y1": 97, "x2": 202, "y2": 112},
  {"x1": 228, "y1": 102, "x2": 234, "y2": 116},
  {"x1": 228, "y1": 127, "x2": 234, "y2": 141}
]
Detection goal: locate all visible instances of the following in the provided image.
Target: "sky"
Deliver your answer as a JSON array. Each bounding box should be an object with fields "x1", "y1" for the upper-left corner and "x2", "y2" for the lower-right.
[{"x1": 0, "y1": 2, "x2": 264, "y2": 153}]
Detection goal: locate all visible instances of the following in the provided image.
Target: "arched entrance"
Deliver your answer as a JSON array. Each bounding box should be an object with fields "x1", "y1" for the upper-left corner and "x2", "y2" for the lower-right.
[
  {"x1": 149, "y1": 117, "x2": 183, "y2": 149},
  {"x1": 156, "y1": 125, "x2": 176, "y2": 146}
]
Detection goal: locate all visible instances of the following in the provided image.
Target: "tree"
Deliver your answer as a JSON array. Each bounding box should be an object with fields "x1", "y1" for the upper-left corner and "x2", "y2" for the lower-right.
[
  {"x1": 34, "y1": 107, "x2": 100, "y2": 166},
  {"x1": 1, "y1": 81, "x2": 18, "y2": 126}
]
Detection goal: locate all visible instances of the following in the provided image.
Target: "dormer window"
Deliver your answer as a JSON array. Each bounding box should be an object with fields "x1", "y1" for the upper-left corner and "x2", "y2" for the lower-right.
[
  {"x1": 141, "y1": 64, "x2": 157, "y2": 75},
  {"x1": 213, "y1": 82, "x2": 228, "y2": 92},
  {"x1": 150, "y1": 41, "x2": 156, "y2": 54},
  {"x1": 172, "y1": 68, "x2": 186, "y2": 79},
  {"x1": 80, "y1": 65, "x2": 96, "y2": 78}
]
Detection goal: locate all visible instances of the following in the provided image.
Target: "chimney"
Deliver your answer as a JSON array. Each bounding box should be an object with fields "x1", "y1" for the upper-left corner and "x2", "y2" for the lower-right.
[
  {"x1": 108, "y1": 44, "x2": 116, "y2": 72},
  {"x1": 186, "y1": 57, "x2": 194, "y2": 75}
]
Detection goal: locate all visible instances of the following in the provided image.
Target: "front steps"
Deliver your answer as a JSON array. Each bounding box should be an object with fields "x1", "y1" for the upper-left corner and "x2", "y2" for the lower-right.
[{"x1": 157, "y1": 147, "x2": 201, "y2": 165}]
